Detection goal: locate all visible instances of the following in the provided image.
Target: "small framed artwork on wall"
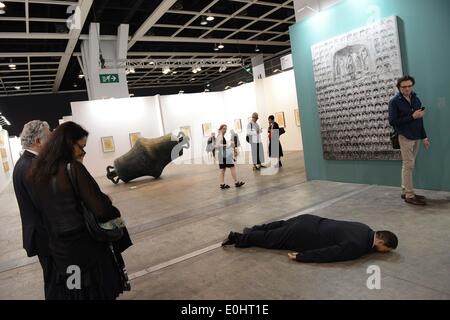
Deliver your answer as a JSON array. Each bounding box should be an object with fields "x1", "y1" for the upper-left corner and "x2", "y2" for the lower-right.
[
  {"x1": 234, "y1": 119, "x2": 242, "y2": 133},
  {"x1": 180, "y1": 126, "x2": 192, "y2": 139},
  {"x1": 129, "y1": 132, "x2": 141, "y2": 147},
  {"x1": 202, "y1": 123, "x2": 212, "y2": 137},
  {"x1": 275, "y1": 112, "x2": 286, "y2": 128},
  {"x1": 294, "y1": 109, "x2": 301, "y2": 127},
  {"x1": 0, "y1": 148, "x2": 7, "y2": 159},
  {"x1": 101, "y1": 136, "x2": 115, "y2": 153},
  {"x1": 3, "y1": 161, "x2": 10, "y2": 173}
]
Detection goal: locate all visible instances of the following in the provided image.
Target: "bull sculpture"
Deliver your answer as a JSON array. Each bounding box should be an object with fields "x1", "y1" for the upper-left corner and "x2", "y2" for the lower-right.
[{"x1": 106, "y1": 132, "x2": 190, "y2": 184}]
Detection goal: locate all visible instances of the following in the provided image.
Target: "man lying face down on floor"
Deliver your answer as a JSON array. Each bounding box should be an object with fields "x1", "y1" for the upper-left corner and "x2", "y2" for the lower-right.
[{"x1": 222, "y1": 214, "x2": 398, "y2": 263}]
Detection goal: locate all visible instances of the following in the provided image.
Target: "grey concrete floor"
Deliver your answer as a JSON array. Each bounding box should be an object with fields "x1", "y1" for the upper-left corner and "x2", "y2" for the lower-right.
[{"x1": 0, "y1": 151, "x2": 449, "y2": 300}]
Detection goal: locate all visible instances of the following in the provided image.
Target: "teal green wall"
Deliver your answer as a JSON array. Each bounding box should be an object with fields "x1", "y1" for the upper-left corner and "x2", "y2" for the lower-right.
[{"x1": 290, "y1": 0, "x2": 450, "y2": 191}]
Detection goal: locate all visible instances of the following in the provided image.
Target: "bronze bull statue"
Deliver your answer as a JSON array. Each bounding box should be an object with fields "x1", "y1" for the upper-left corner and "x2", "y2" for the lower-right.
[{"x1": 106, "y1": 132, "x2": 190, "y2": 184}]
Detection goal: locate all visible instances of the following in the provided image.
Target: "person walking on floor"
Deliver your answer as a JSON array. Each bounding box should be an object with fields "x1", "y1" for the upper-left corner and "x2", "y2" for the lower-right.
[
  {"x1": 28, "y1": 121, "x2": 132, "y2": 300},
  {"x1": 222, "y1": 214, "x2": 398, "y2": 263},
  {"x1": 13, "y1": 120, "x2": 54, "y2": 299},
  {"x1": 216, "y1": 124, "x2": 245, "y2": 189},
  {"x1": 388, "y1": 75, "x2": 430, "y2": 205},
  {"x1": 247, "y1": 112, "x2": 265, "y2": 170}
]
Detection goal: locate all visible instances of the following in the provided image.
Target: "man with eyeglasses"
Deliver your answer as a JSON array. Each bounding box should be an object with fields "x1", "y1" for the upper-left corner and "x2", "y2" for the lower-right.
[{"x1": 388, "y1": 75, "x2": 429, "y2": 205}]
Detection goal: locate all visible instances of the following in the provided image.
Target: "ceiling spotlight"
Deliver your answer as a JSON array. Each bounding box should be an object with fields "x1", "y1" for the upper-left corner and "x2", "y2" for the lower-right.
[
  {"x1": 192, "y1": 67, "x2": 198, "y2": 74},
  {"x1": 162, "y1": 66, "x2": 171, "y2": 74},
  {"x1": 129, "y1": 68, "x2": 136, "y2": 74},
  {"x1": 125, "y1": 69, "x2": 130, "y2": 75},
  {"x1": 218, "y1": 43, "x2": 224, "y2": 49},
  {"x1": 206, "y1": 83, "x2": 210, "y2": 87},
  {"x1": 172, "y1": 71, "x2": 177, "y2": 74},
  {"x1": 148, "y1": 61, "x2": 155, "y2": 65},
  {"x1": 178, "y1": 90, "x2": 184, "y2": 94},
  {"x1": 273, "y1": 68, "x2": 281, "y2": 73},
  {"x1": 224, "y1": 86, "x2": 231, "y2": 90},
  {"x1": 0, "y1": 10, "x2": 5, "y2": 15},
  {"x1": 78, "y1": 73, "x2": 84, "y2": 79},
  {"x1": 14, "y1": 86, "x2": 21, "y2": 90},
  {"x1": 73, "y1": 83, "x2": 78, "y2": 88},
  {"x1": 8, "y1": 59, "x2": 15, "y2": 69},
  {"x1": 0, "y1": 2, "x2": 5, "y2": 9},
  {"x1": 204, "y1": 88, "x2": 210, "y2": 92},
  {"x1": 191, "y1": 78, "x2": 196, "y2": 81},
  {"x1": 255, "y1": 45, "x2": 260, "y2": 52},
  {"x1": 129, "y1": 93, "x2": 135, "y2": 97},
  {"x1": 206, "y1": 14, "x2": 215, "y2": 22},
  {"x1": 200, "y1": 17, "x2": 208, "y2": 26},
  {"x1": 214, "y1": 44, "x2": 219, "y2": 51}
]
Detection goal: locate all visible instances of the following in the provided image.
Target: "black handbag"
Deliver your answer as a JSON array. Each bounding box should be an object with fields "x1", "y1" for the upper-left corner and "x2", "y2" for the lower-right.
[
  {"x1": 279, "y1": 127, "x2": 286, "y2": 135},
  {"x1": 66, "y1": 163, "x2": 124, "y2": 242},
  {"x1": 390, "y1": 131, "x2": 400, "y2": 149}
]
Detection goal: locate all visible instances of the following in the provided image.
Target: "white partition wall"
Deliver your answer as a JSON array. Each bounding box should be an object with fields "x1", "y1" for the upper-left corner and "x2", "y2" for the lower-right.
[
  {"x1": 71, "y1": 96, "x2": 163, "y2": 177},
  {"x1": 0, "y1": 128, "x2": 14, "y2": 193}
]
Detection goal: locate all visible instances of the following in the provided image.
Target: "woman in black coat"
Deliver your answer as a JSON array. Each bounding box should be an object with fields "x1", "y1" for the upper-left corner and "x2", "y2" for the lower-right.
[
  {"x1": 29, "y1": 121, "x2": 132, "y2": 300},
  {"x1": 268, "y1": 115, "x2": 284, "y2": 168}
]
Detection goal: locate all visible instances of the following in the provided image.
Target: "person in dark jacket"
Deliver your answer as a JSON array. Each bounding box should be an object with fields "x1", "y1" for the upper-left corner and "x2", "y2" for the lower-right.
[
  {"x1": 388, "y1": 75, "x2": 429, "y2": 205},
  {"x1": 268, "y1": 115, "x2": 284, "y2": 168},
  {"x1": 13, "y1": 120, "x2": 53, "y2": 298},
  {"x1": 222, "y1": 214, "x2": 398, "y2": 263},
  {"x1": 28, "y1": 121, "x2": 132, "y2": 300}
]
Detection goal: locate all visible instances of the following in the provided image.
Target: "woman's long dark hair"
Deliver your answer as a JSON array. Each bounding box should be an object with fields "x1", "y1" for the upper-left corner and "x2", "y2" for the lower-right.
[{"x1": 30, "y1": 121, "x2": 89, "y2": 183}]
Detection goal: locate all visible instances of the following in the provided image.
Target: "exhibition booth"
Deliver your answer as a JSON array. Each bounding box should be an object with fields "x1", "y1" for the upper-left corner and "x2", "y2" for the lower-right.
[{"x1": 71, "y1": 69, "x2": 302, "y2": 177}]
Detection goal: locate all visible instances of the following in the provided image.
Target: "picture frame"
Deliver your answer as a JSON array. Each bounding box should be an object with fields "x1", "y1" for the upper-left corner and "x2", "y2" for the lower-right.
[
  {"x1": 180, "y1": 126, "x2": 192, "y2": 139},
  {"x1": 0, "y1": 148, "x2": 6, "y2": 159},
  {"x1": 202, "y1": 123, "x2": 212, "y2": 137},
  {"x1": 0, "y1": 132, "x2": 4, "y2": 146},
  {"x1": 101, "y1": 136, "x2": 115, "y2": 153},
  {"x1": 275, "y1": 112, "x2": 286, "y2": 128},
  {"x1": 234, "y1": 119, "x2": 242, "y2": 133},
  {"x1": 294, "y1": 109, "x2": 301, "y2": 127},
  {"x1": 129, "y1": 132, "x2": 141, "y2": 148},
  {"x1": 3, "y1": 161, "x2": 9, "y2": 173}
]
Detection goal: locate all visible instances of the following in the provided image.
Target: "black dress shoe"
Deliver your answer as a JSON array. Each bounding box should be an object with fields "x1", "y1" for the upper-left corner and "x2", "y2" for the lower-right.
[
  {"x1": 221, "y1": 232, "x2": 236, "y2": 246},
  {"x1": 405, "y1": 196, "x2": 426, "y2": 205},
  {"x1": 401, "y1": 194, "x2": 425, "y2": 200}
]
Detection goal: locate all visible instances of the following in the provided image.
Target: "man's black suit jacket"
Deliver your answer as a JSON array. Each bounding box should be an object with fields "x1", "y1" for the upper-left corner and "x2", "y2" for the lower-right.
[{"x1": 12, "y1": 150, "x2": 50, "y2": 257}]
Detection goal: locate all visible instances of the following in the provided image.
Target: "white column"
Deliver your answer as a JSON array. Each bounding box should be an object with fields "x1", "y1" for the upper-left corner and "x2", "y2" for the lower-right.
[{"x1": 81, "y1": 23, "x2": 129, "y2": 100}]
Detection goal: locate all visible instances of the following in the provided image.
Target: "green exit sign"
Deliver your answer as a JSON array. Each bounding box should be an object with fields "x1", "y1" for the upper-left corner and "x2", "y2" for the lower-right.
[{"x1": 99, "y1": 74, "x2": 119, "y2": 83}]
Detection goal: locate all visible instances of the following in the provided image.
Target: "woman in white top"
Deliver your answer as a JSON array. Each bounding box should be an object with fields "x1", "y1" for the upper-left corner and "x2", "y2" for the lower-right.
[{"x1": 216, "y1": 124, "x2": 245, "y2": 189}]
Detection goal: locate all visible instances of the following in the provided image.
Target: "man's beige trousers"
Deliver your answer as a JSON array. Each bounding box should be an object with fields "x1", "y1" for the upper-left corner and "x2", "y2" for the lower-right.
[{"x1": 399, "y1": 134, "x2": 420, "y2": 198}]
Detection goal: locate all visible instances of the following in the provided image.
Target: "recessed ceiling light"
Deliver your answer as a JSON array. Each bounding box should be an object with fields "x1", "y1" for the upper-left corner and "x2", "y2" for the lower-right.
[
  {"x1": 0, "y1": 2, "x2": 5, "y2": 9},
  {"x1": 129, "y1": 68, "x2": 135, "y2": 73},
  {"x1": 204, "y1": 88, "x2": 210, "y2": 92},
  {"x1": 214, "y1": 46, "x2": 219, "y2": 51},
  {"x1": 218, "y1": 43, "x2": 224, "y2": 49},
  {"x1": 0, "y1": 10, "x2": 5, "y2": 15},
  {"x1": 191, "y1": 78, "x2": 196, "y2": 81},
  {"x1": 8, "y1": 63, "x2": 16, "y2": 69},
  {"x1": 172, "y1": 71, "x2": 177, "y2": 74},
  {"x1": 206, "y1": 83, "x2": 210, "y2": 87},
  {"x1": 73, "y1": 83, "x2": 78, "y2": 88},
  {"x1": 206, "y1": 15, "x2": 214, "y2": 22},
  {"x1": 14, "y1": 86, "x2": 21, "y2": 90},
  {"x1": 179, "y1": 90, "x2": 184, "y2": 94},
  {"x1": 200, "y1": 17, "x2": 207, "y2": 25},
  {"x1": 78, "y1": 74, "x2": 84, "y2": 79},
  {"x1": 255, "y1": 45, "x2": 260, "y2": 52}
]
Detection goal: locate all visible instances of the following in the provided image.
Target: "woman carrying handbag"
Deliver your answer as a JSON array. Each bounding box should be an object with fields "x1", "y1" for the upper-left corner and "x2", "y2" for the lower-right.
[{"x1": 29, "y1": 121, "x2": 132, "y2": 300}]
